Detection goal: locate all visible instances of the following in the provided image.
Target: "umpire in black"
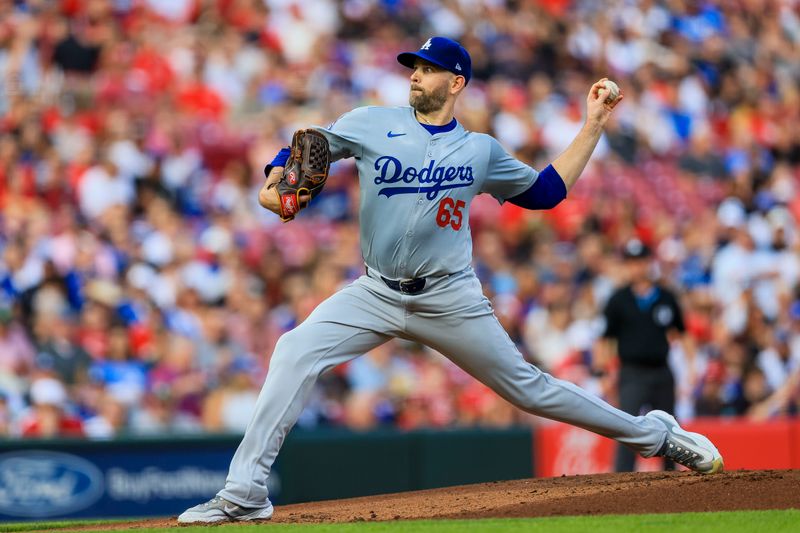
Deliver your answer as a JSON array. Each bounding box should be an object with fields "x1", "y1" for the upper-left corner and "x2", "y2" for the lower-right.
[{"x1": 598, "y1": 239, "x2": 694, "y2": 472}]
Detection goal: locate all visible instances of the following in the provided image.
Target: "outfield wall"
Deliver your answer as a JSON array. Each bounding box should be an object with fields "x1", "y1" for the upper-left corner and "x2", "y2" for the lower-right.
[{"x1": 0, "y1": 427, "x2": 532, "y2": 521}]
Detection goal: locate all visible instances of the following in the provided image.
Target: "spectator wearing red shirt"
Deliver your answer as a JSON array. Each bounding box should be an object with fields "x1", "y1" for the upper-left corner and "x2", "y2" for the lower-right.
[{"x1": 19, "y1": 377, "x2": 83, "y2": 438}]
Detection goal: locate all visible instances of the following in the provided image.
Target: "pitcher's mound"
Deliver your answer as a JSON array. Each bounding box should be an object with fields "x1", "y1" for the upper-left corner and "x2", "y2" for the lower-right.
[
  {"x1": 274, "y1": 470, "x2": 798, "y2": 523},
  {"x1": 58, "y1": 470, "x2": 800, "y2": 530}
]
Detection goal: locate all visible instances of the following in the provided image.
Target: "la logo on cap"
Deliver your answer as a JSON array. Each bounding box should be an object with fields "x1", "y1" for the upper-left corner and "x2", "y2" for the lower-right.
[{"x1": 421, "y1": 38, "x2": 433, "y2": 50}]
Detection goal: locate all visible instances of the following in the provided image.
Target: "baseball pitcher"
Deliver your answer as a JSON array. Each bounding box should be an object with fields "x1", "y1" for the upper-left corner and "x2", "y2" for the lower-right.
[{"x1": 179, "y1": 37, "x2": 723, "y2": 523}]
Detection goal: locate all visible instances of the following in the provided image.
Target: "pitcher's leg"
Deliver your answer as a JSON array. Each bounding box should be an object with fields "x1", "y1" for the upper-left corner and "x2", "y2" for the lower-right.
[
  {"x1": 219, "y1": 280, "x2": 397, "y2": 507},
  {"x1": 408, "y1": 297, "x2": 666, "y2": 457}
]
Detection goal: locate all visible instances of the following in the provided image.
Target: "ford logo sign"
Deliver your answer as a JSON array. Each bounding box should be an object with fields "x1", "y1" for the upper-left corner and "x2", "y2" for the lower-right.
[{"x1": 0, "y1": 451, "x2": 104, "y2": 518}]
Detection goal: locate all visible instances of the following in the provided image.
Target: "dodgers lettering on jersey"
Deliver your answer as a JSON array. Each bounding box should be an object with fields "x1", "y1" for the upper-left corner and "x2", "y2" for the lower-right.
[
  {"x1": 313, "y1": 106, "x2": 538, "y2": 279},
  {"x1": 373, "y1": 156, "x2": 475, "y2": 200}
]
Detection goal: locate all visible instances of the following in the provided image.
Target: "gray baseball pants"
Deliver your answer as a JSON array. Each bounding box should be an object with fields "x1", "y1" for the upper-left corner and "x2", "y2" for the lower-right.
[{"x1": 218, "y1": 267, "x2": 667, "y2": 507}]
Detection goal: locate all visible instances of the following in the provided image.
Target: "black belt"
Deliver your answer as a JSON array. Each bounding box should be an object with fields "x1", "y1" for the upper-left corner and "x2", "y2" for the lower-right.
[
  {"x1": 381, "y1": 275, "x2": 426, "y2": 294},
  {"x1": 366, "y1": 267, "x2": 427, "y2": 295}
]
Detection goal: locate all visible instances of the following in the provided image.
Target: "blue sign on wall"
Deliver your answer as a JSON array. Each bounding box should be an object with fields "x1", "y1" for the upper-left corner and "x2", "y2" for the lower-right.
[
  {"x1": 0, "y1": 437, "x2": 280, "y2": 521},
  {"x1": 0, "y1": 451, "x2": 104, "y2": 518}
]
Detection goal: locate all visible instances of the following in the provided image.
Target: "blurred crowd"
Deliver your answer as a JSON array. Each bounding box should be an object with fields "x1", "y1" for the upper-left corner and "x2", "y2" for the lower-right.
[{"x1": 1, "y1": 0, "x2": 799, "y2": 439}]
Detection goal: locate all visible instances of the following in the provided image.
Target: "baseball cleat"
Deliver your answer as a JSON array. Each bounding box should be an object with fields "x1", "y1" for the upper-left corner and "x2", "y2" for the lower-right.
[
  {"x1": 177, "y1": 496, "x2": 273, "y2": 523},
  {"x1": 647, "y1": 410, "x2": 724, "y2": 474}
]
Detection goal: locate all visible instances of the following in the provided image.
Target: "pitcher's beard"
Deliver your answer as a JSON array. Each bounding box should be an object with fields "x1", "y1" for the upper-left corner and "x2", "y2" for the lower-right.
[{"x1": 409, "y1": 84, "x2": 448, "y2": 115}]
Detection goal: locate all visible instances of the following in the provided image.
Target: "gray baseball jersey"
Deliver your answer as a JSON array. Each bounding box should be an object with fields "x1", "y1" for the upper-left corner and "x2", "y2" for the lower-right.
[
  {"x1": 315, "y1": 106, "x2": 537, "y2": 279},
  {"x1": 212, "y1": 105, "x2": 670, "y2": 511}
]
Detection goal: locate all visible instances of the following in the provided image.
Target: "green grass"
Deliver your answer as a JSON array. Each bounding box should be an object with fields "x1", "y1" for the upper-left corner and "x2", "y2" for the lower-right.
[
  {"x1": 4, "y1": 510, "x2": 799, "y2": 532},
  {"x1": 2, "y1": 519, "x2": 130, "y2": 532}
]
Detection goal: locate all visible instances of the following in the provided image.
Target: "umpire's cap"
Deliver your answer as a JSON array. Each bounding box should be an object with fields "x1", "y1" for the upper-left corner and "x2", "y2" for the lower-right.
[
  {"x1": 622, "y1": 239, "x2": 652, "y2": 260},
  {"x1": 397, "y1": 37, "x2": 472, "y2": 84}
]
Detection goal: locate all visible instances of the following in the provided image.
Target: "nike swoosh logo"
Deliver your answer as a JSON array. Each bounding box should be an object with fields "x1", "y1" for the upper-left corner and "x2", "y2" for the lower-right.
[
  {"x1": 223, "y1": 505, "x2": 238, "y2": 515},
  {"x1": 387, "y1": 131, "x2": 406, "y2": 138}
]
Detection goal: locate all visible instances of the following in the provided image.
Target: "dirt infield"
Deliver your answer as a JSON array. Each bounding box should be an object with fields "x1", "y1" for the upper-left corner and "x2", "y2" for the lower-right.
[{"x1": 57, "y1": 470, "x2": 800, "y2": 530}]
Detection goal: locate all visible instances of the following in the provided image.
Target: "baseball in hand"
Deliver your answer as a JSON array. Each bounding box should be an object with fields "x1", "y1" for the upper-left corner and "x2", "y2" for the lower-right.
[{"x1": 603, "y1": 80, "x2": 620, "y2": 104}]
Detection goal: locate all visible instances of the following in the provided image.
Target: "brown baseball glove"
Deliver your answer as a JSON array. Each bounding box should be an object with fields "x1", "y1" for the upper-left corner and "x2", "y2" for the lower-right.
[{"x1": 267, "y1": 129, "x2": 331, "y2": 222}]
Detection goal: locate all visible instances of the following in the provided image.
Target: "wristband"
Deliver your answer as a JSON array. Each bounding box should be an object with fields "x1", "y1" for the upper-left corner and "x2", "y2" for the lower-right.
[{"x1": 271, "y1": 147, "x2": 291, "y2": 167}]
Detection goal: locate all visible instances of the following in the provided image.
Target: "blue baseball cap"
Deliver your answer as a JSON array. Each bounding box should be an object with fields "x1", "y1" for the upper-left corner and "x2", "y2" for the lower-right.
[{"x1": 397, "y1": 37, "x2": 472, "y2": 84}]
